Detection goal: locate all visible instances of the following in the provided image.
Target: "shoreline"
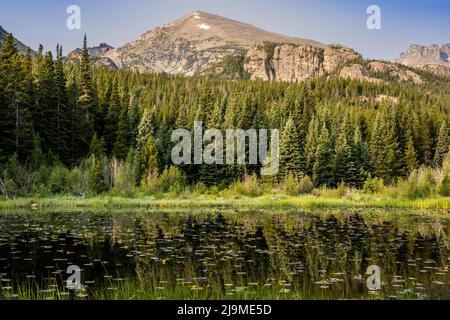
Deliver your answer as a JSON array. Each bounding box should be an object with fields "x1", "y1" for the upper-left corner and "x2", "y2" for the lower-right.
[{"x1": 0, "y1": 194, "x2": 449, "y2": 212}]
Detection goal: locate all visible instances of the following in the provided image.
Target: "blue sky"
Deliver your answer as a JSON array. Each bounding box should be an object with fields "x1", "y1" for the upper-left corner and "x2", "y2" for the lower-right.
[{"x1": 1, "y1": 0, "x2": 449, "y2": 60}]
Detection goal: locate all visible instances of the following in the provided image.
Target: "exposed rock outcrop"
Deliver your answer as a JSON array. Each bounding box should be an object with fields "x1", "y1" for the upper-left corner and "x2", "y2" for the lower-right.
[
  {"x1": 324, "y1": 45, "x2": 361, "y2": 73},
  {"x1": 340, "y1": 64, "x2": 383, "y2": 83},
  {"x1": 421, "y1": 64, "x2": 450, "y2": 77},
  {"x1": 243, "y1": 42, "x2": 360, "y2": 82},
  {"x1": 339, "y1": 61, "x2": 422, "y2": 84},
  {"x1": 368, "y1": 61, "x2": 422, "y2": 84}
]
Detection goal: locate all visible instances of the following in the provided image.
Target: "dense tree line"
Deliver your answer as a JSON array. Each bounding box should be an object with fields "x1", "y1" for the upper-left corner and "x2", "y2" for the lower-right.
[{"x1": 0, "y1": 33, "x2": 450, "y2": 197}]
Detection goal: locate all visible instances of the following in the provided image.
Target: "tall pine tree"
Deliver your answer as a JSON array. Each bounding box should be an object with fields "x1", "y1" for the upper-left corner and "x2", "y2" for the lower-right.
[
  {"x1": 279, "y1": 116, "x2": 304, "y2": 178},
  {"x1": 313, "y1": 124, "x2": 334, "y2": 187},
  {"x1": 434, "y1": 121, "x2": 449, "y2": 167}
]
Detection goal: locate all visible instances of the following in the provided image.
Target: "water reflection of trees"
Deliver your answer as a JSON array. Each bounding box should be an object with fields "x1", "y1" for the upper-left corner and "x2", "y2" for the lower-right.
[{"x1": 130, "y1": 211, "x2": 449, "y2": 299}]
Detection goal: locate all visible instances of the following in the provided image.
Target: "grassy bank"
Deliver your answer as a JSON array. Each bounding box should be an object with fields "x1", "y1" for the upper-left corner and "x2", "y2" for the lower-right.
[{"x1": 1, "y1": 192, "x2": 449, "y2": 212}]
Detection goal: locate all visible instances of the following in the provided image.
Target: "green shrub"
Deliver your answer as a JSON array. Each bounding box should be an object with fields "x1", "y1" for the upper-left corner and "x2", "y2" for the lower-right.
[
  {"x1": 143, "y1": 166, "x2": 186, "y2": 195},
  {"x1": 79, "y1": 155, "x2": 108, "y2": 196},
  {"x1": 231, "y1": 174, "x2": 263, "y2": 197},
  {"x1": 282, "y1": 173, "x2": 314, "y2": 196},
  {"x1": 187, "y1": 182, "x2": 208, "y2": 196},
  {"x1": 298, "y1": 175, "x2": 314, "y2": 194},
  {"x1": 443, "y1": 151, "x2": 450, "y2": 172},
  {"x1": 160, "y1": 166, "x2": 186, "y2": 194},
  {"x1": 336, "y1": 181, "x2": 347, "y2": 197},
  {"x1": 283, "y1": 173, "x2": 299, "y2": 196},
  {"x1": 398, "y1": 168, "x2": 437, "y2": 199},
  {"x1": 362, "y1": 177, "x2": 384, "y2": 194},
  {"x1": 142, "y1": 169, "x2": 160, "y2": 194},
  {"x1": 110, "y1": 158, "x2": 136, "y2": 196},
  {"x1": 437, "y1": 172, "x2": 450, "y2": 196},
  {"x1": 209, "y1": 185, "x2": 220, "y2": 196},
  {"x1": 48, "y1": 164, "x2": 71, "y2": 194},
  {"x1": 68, "y1": 167, "x2": 84, "y2": 196}
]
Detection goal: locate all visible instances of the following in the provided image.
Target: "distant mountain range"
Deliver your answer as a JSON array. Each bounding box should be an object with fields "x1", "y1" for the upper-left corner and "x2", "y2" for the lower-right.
[
  {"x1": 69, "y1": 42, "x2": 114, "y2": 58},
  {"x1": 395, "y1": 44, "x2": 450, "y2": 77},
  {"x1": 72, "y1": 11, "x2": 362, "y2": 81},
  {"x1": 66, "y1": 42, "x2": 117, "y2": 69},
  {"x1": 2, "y1": 12, "x2": 449, "y2": 81}
]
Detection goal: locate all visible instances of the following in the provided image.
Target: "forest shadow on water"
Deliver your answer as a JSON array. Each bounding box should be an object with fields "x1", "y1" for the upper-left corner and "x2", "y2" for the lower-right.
[{"x1": 0, "y1": 209, "x2": 449, "y2": 300}]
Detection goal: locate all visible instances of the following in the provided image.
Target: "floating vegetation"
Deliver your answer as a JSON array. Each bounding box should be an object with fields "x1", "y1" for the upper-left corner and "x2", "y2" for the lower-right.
[{"x1": 0, "y1": 209, "x2": 448, "y2": 300}]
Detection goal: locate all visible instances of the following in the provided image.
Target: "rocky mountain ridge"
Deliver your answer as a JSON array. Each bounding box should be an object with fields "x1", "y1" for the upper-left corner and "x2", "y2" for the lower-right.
[
  {"x1": 3, "y1": 12, "x2": 448, "y2": 83},
  {"x1": 68, "y1": 42, "x2": 114, "y2": 58},
  {"x1": 396, "y1": 43, "x2": 450, "y2": 77},
  {"x1": 67, "y1": 42, "x2": 117, "y2": 69},
  {"x1": 102, "y1": 11, "x2": 325, "y2": 77}
]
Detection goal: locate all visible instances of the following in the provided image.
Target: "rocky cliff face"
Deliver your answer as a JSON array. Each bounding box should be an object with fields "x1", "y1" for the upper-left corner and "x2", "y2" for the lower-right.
[
  {"x1": 396, "y1": 43, "x2": 450, "y2": 76},
  {"x1": 243, "y1": 43, "x2": 360, "y2": 82},
  {"x1": 0, "y1": 25, "x2": 35, "y2": 56}
]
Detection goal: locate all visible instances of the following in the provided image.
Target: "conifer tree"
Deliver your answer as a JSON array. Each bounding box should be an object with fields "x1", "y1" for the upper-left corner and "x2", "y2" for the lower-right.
[
  {"x1": 30, "y1": 44, "x2": 44, "y2": 143},
  {"x1": 104, "y1": 78, "x2": 121, "y2": 154},
  {"x1": 199, "y1": 95, "x2": 230, "y2": 186},
  {"x1": 351, "y1": 125, "x2": 370, "y2": 188},
  {"x1": 89, "y1": 132, "x2": 106, "y2": 158},
  {"x1": 434, "y1": 121, "x2": 449, "y2": 167},
  {"x1": 195, "y1": 86, "x2": 215, "y2": 123},
  {"x1": 313, "y1": 124, "x2": 334, "y2": 187},
  {"x1": 28, "y1": 48, "x2": 57, "y2": 158},
  {"x1": 78, "y1": 34, "x2": 97, "y2": 154},
  {"x1": 304, "y1": 117, "x2": 320, "y2": 176},
  {"x1": 404, "y1": 132, "x2": 419, "y2": 174},
  {"x1": 279, "y1": 116, "x2": 304, "y2": 178},
  {"x1": 137, "y1": 109, "x2": 159, "y2": 177},
  {"x1": 369, "y1": 112, "x2": 401, "y2": 182},
  {"x1": 113, "y1": 110, "x2": 130, "y2": 160},
  {"x1": 0, "y1": 36, "x2": 16, "y2": 160},
  {"x1": 0, "y1": 34, "x2": 33, "y2": 160},
  {"x1": 67, "y1": 70, "x2": 82, "y2": 163},
  {"x1": 333, "y1": 117, "x2": 352, "y2": 185},
  {"x1": 127, "y1": 89, "x2": 141, "y2": 148},
  {"x1": 54, "y1": 44, "x2": 71, "y2": 163},
  {"x1": 17, "y1": 48, "x2": 35, "y2": 160}
]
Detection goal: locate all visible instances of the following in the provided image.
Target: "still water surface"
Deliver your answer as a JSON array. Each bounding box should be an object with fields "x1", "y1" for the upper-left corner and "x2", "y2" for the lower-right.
[{"x1": 0, "y1": 209, "x2": 449, "y2": 300}]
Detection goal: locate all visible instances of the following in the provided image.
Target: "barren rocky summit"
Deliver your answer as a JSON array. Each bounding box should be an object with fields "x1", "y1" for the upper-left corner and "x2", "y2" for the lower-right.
[
  {"x1": 102, "y1": 11, "x2": 327, "y2": 77},
  {"x1": 99, "y1": 11, "x2": 364, "y2": 81}
]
